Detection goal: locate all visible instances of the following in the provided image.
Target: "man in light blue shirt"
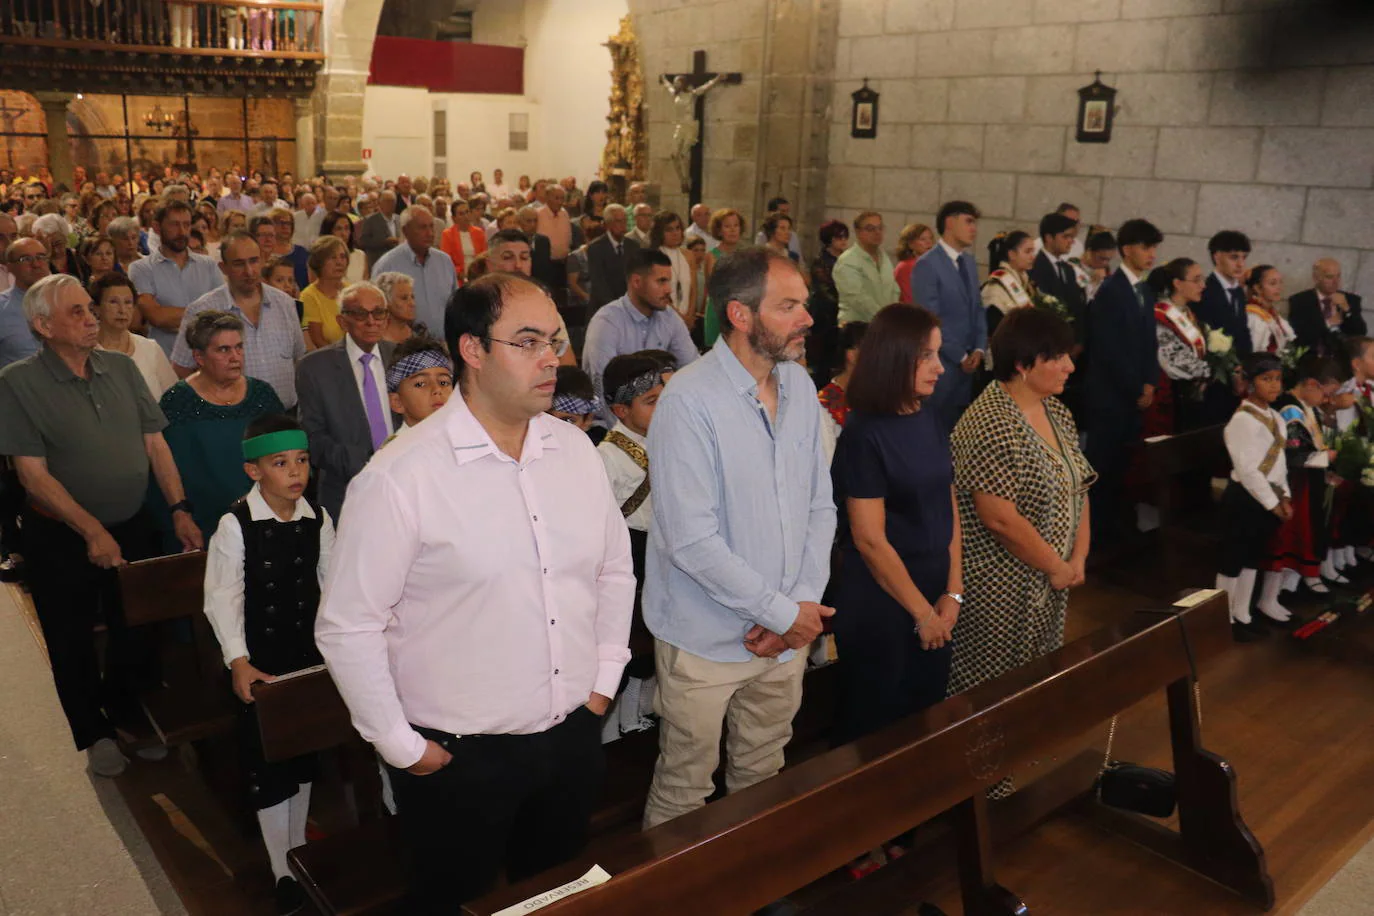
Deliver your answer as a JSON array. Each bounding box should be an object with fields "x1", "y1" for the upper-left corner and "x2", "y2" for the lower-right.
[
  {"x1": 0, "y1": 239, "x2": 47, "y2": 369},
  {"x1": 371, "y1": 204, "x2": 456, "y2": 333},
  {"x1": 581, "y1": 248, "x2": 698, "y2": 426},
  {"x1": 642, "y1": 246, "x2": 835, "y2": 829},
  {"x1": 128, "y1": 200, "x2": 224, "y2": 356}
]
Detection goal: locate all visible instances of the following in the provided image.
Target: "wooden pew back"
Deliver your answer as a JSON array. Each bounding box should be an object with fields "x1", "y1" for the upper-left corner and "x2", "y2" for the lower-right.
[
  {"x1": 252, "y1": 669, "x2": 355, "y2": 762},
  {"x1": 117, "y1": 551, "x2": 208, "y2": 626},
  {"x1": 465, "y1": 595, "x2": 1258, "y2": 916}
]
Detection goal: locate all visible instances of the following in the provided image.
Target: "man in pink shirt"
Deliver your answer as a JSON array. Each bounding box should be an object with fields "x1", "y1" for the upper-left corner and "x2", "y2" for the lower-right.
[
  {"x1": 535, "y1": 184, "x2": 574, "y2": 303},
  {"x1": 316, "y1": 271, "x2": 634, "y2": 912}
]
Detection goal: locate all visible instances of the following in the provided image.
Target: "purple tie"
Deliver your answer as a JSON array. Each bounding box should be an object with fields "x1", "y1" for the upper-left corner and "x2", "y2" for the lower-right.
[{"x1": 359, "y1": 352, "x2": 389, "y2": 449}]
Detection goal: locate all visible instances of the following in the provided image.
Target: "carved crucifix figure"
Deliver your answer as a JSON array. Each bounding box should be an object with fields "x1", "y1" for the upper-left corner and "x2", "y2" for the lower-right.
[{"x1": 661, "y1": 50, "x2": 741, "y2": 200}]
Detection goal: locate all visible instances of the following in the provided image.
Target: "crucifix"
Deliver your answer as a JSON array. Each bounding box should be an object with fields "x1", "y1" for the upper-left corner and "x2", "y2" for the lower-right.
[{"x1": 661, "y1": 50, "x2": 741, "y2": 201}]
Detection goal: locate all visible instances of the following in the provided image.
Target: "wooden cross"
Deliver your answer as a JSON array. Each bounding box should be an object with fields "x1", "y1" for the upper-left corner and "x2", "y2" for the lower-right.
[{"x1": 661, "y1": 50, "x2": 741, "y2": 203}]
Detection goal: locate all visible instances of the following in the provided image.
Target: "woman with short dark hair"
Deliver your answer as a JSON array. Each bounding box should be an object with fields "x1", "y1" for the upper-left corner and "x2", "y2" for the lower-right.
[
  {"x1": 832, "y1": 304, "x2": 961, "y2": 752},
  {"x1": 948, "y1": 307, "x2": 1092, "y2": 796}
]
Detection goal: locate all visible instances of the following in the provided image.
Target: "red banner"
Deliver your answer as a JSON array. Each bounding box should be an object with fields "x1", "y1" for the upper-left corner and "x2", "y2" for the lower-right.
[{"x1": 368, "y1": 37, "x2": 524, "y2": 95}]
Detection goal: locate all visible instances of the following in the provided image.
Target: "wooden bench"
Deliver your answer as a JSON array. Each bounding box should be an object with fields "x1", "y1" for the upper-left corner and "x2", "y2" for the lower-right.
[
  {"x1": 116, "y1": 551, "x2": 238, "y2": 746},
  {"x1": 460, "y1": 592, "x2": 1271, "y2": 916}
]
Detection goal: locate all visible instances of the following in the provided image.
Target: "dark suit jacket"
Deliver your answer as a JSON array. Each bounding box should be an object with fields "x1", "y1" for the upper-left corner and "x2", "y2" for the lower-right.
[
  {"x1": 586, "y1": 234, "x2": 641, "y2": 311},
  {"x1": 1289, "y1": 288, "x2": 1366, "y2": 357},
  {"x1": 295, "y1": 339, "x2": 398, "y2": 523},
  {"x1": 1028, "y1": 250, "x2": 1086, "y2": 328},
  {"x1": 358, "y1": 211, "x2": 399, "y2": 270},
  {"x1": 1197, "y1": 274, "x2": 1252, "y2": 356},
  {"x1": 1085, "y1": 269, "x2": 1158, "y2": 425},
  {"x1": 529, "y1": 232, "x2": 559, "y2": 291}
]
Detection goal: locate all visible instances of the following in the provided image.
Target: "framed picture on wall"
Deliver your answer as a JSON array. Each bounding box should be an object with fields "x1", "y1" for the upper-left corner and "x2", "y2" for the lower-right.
[
  {"x1": 1076, "y1": 72, "x2": 1116, "y2": 144},
  {"x1": 851, "y1": 79, "x2": 879, "y2": 139}
]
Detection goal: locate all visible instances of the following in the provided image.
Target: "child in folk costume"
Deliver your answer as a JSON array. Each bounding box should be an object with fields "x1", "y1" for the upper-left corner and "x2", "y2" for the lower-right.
[
  {"x1": 1332, "y1": 336, "x2": 1374, "y2": 566},
  {"x1": 1246, "y1": 265, "x2": 1297, "y2": 356},
  {"x1": 202, "y1": 416, "x2": 335, "y2": 914},
  {"x1": 382, "y1": 333, "x2": 454, "y2": 445},
  {"x1": 548, "y1": 365, "x2": 605, "y2": 445},
  {"x1": 596, "y1": 351, "x2": 675, "y2": 740},
  {"x1": 1218, "y1": 353, "x2": 1291, "y2": 643},
  {"x1": 980, "y1": 230, "x2": 1037, "y2": 339},
  {"x1": 1145, "y1": 258, "x2": 1212, "y2": 436},
  {"x1": 1267, "y1": 354, "x2": 1341, "y2": 603}
]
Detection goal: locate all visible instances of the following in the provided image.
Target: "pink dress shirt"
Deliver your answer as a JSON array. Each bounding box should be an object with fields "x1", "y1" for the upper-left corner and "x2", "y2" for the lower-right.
[
  {"x1": 315, "y1": 396, "x2": 635, "y2": 768},
  {"x1": 536, "y1": 205, "x2": 573, "y2": 260}
]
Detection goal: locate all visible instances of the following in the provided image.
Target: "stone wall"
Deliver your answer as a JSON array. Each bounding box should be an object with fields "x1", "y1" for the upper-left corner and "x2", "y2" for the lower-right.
[{"x1": 827, "y1": 0, "x2": 1374, "y2": 293}]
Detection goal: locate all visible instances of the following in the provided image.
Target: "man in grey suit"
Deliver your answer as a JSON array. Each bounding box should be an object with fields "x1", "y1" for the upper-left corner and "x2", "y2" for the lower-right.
[
  {"x1": 586, "y1": 204, "x2": 641, "y2": 312},
  {"x1": 912, "y1": 200, "x2": 985, "y2": 431},
  {"x1": 295, "y1": 282, "x2": 399, "y2": 522},
  {"x1": 358, "y1": 190, "x2": 401, "y2": 274}
]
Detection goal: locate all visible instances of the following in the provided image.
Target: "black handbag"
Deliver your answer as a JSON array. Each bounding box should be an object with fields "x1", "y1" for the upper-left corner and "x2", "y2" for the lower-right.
[{"x1": 1094, "y1": 609, "x2": 1202, "y2": 819}]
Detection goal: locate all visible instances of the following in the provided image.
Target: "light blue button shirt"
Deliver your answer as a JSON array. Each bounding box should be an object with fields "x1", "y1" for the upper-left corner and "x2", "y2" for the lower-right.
[
  {"x1": 0, "y1": 286, "x2": 39, "y2": 369},
  {"x1": 128, "y1": 249, "x2": 225, "y2": 355},
  {"x1": 170, "y1": 283, "x2": 306, "y2": 408},
  {"x1": 371, "y1": 243, "x2": 456, "y2": 334},
  {"x1": 581, "y1": 293, "x2": 700, "y2": 426},
  {"x1": 645, "y1": 336, "x2": 836, "y2": 663}
]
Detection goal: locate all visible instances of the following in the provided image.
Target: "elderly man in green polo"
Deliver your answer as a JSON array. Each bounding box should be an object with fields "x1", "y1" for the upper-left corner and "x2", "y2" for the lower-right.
[{"x1": 0, "y1": 273, "x2": 203, "y2": 778}]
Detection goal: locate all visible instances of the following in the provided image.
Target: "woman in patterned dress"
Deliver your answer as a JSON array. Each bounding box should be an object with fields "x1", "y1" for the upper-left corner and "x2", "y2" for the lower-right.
[{"x1": 948, "y1": 308, "x2": 1093, "y2": 711}]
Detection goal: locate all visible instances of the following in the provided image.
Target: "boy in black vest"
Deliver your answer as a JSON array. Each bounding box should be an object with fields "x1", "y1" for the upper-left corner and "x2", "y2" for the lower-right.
[{"x1": 202, "y1": 414, "x2": 336, "y2": 914}]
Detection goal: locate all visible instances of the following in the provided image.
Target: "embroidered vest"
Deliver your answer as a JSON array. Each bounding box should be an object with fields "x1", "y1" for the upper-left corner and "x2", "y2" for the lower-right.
[
  {"x1": 603, "y1": 429, "x2": 651, "y2": 518},
  {"x1": 232, "y1": 498, "x2": 325, "y2": 676}
]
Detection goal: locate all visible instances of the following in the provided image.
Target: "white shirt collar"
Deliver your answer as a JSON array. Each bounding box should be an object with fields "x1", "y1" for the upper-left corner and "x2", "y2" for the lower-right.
[
  {"x1": 609, "y1": 421, "x2": 647, "y2": 446},
  {"x1": 344, "y1": 333, "x2": 381, "y2": 366},
  {"x1": 938, "y1": 238, "x2": 964, "y2": 265},
  {"x1": 245, "y1": 482, "x2": 316, "y2": 522},
  {"x1": 1120, "y1": 264, "x2": 1141, "y2": 287},
  {"x1": 1213, "y1": 271, "x2": 1242, "y2": 292}
]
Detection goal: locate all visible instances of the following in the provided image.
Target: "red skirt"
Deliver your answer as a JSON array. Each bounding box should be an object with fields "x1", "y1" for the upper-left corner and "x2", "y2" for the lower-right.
[{"x1": 1264, "y1": 470, "x2": 1322, "y2": 577}]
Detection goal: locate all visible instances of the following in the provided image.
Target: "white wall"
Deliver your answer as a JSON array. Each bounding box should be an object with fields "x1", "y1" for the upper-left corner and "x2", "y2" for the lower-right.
[
  {"x1": 360, "y1": 0, "x2": 627, "y2": 185},
  {"x1": 522, "y1": 0, "x2": 629, "y2": 184}
]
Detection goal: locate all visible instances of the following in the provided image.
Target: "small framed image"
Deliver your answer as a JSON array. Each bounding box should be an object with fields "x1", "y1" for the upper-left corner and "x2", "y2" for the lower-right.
[
  {"x1": 851, "y1": 79, "x2": 879, "y2": 139},
  {"x1": 1076, "y1": 71, "x2": 1117, "y2": 144}
]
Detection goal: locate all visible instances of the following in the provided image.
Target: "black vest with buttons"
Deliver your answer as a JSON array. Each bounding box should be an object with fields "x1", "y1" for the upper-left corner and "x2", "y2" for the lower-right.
[{"x1": 231, "y1": 498, "x2": 325, "y2": 677}]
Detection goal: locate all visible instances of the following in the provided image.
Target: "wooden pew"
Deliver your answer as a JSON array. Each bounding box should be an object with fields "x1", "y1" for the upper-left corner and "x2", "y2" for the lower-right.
[
  {"x1": 116, "y1": 552, "x2": 238, "y2": 745},
  {"x1": 462, "y1": 592, "x2": 1271, "y2": 916}
]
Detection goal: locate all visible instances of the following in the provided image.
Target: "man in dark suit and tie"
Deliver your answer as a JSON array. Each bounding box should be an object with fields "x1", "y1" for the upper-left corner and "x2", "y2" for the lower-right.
[
  {"x1": 358, "y1": 190, "x2": 401, "y2": 275},
  {"x1": 1289, "y1": 257, "x2": 1366, "y2": 358},
  {"x1": 1196, "y1": 230, "x2": 1252, "y2": 357},
  {"x1": 295, "y1": 282, "x2": 398, "y2": 522},
  {"x1": 586, "y1": 204, "x2": 641, "y2": 314},
  {"x1": 1030, "y1": 211, "x2": 1089, "y2": 424},
  {"x1": 1084, "y1": 218, "x2": 1163, "y2": 544},
  {"x1": 912, "y1": 200, "x2": 985, "y2": 431}
]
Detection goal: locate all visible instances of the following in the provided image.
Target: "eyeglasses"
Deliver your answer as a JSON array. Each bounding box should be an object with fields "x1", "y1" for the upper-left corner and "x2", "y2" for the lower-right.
[
  {"x1": 12, "y1": 253, "x2": 49, "y2": 266},
  {"x1": 485, "y1": 335, "x2": 570, "y2": 359},
  {"x1": 858, "y1": 223, "x2": 883, "y2": 232},
  {"x1": 342, "y1": 307, "x2": 390, "y2": 323}
]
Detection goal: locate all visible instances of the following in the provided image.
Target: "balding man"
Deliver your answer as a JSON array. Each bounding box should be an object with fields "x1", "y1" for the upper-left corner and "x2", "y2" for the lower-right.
[
  {"x1": 292, "y1": 191, "x2": 324, "y2": 247},
  {"x1": 1290, "y1": 258, "x2": 1366, "y2": 358},
  {"x1": 358, "y1": 189, "x2": 401, "y2": 273},
  {"x1": 0, "y1": 239, "x2": 51, "y2": 368},
  {"x1": 685, "y1": 203, "x2": 718, "y2": 249},
  {"x1": 371, "y1": 205, "x2": 456, "y2": 334},
  {"x1": 395, "y1": 174, "x2": 416, "y2": 213},
  {"x1": 627, "y1": 203, "x2": 654, "y2": 248}
]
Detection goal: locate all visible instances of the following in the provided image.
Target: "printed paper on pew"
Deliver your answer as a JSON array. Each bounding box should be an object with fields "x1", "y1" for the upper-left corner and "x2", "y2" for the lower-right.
[
  {"x1": 269, "y1": 663, "x2": 327, "y2": 683},
  {"x1": 492, "y1": 866, "x2": 611, "y2": 916},
  {"x1": 1173, "y1": 588, "x2": 1223, "y2": 609}
]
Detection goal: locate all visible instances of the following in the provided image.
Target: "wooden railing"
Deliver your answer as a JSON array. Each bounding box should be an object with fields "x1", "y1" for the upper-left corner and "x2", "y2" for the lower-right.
[{"x1": 1, "y1": 0, "x2": 324, "y2": 59}]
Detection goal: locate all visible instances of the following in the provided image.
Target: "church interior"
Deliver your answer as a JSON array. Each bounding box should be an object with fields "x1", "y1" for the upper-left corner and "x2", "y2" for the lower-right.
[{"x1": 6, "y1": 0, "x2": 1374, "y2": 914}]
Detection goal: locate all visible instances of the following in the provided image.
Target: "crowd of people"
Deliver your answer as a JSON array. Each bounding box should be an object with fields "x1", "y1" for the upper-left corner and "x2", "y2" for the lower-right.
[{"x1": 0, "y1": 160, "x2": 1370, "y2": 914}]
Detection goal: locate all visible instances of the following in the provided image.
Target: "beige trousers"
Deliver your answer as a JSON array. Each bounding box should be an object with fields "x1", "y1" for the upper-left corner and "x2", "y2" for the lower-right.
[{"x1": 642, "y1": 639, "x2": 807, "y2": 830}]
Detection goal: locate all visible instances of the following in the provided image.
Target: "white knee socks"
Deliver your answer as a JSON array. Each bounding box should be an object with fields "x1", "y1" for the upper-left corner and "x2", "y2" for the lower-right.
[
  {"x1": 257, "y1": 783, "x2": 312, "y2": 883},
  {"x1": 289, "y1": 783, "x2": 311, "y2": 851},
  {"x1": 1258, "y1": 571, "x2": 1293, "y2": 622},
  {"x1": 1281, "y1": 568, "x2": 1301, "y2": 593},
  {"x1": 1218, "y1": 569, "x2": 1257, "y2": 625}
]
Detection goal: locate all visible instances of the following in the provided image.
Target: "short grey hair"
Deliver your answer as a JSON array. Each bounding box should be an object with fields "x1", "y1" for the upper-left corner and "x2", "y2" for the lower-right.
[
  {"x1": 372, "y1": 271, "x2": 413, "y2": 305},
  {"x1": 31, "y1": 213, "x2": 70, "y2": 238},
  {"x1": 633, "y1": 203, "x2": 653, "y2": 216},
  {"x1": 107, "y1": 216, "x2": 141, "y2": 241},
  {"x1": 604, "y1": 203, "x2": 627, "y2": 221},
  {"x1": 22, "y1": 273, "x2": 84, "y2": 328},
  {"x1": 339, "y1": 281, "x2": 386, "y2": 313},
  {"x1": 398, "y1": 204, "x2": 433, "y2": 233},
  {"x1": 185, "y1": 309, "x2": 245, "y2": 352}
]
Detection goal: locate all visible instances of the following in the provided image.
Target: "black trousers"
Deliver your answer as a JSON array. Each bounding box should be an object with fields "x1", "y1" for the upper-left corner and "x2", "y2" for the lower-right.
[
  {"x1": 1085, "y1": 408, "x2": 1140, "y2": 544},
  {"x1": 1218, "y1": 482, "x2": 1282, "y2": 577},
  {"x1": 388, "y1": 708, "x2": 606, "y2": 914},
  {"x1": 23, "y1": 508, "x2": 159, "y2": 750},
  {"x1": 0, "y1": 465, "x2": 23, "y2": 558}
]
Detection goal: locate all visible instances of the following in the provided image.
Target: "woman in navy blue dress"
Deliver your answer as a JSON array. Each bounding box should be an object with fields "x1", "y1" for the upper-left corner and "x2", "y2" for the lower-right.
[{"x1": 830, "y1": 303, "x2": 962, "y2": 749}]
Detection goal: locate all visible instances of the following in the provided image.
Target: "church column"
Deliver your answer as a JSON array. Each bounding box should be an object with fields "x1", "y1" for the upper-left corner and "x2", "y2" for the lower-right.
[
  {"x1": 32, "y1": 91, "x2": 75, "y2": 189},
  {"x1": 294, "y1": 96, "x2": 317, "y2": 179}
]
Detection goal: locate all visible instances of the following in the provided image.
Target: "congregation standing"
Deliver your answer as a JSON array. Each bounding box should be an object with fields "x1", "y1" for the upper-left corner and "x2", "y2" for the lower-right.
[{"x1": 1, "y1": 159, "x2": 1371, "y2": 915}]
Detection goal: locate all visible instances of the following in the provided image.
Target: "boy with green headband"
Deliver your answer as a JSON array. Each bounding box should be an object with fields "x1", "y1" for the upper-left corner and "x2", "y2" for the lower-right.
[{"x1": 202, "y1": 413, "x2": 335, "y2": 914}]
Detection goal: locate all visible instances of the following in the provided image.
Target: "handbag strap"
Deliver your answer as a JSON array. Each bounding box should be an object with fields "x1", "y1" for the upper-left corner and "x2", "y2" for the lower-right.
[{"x1": 1100, "y1": 607, "x2": 1204, "y2": 774}]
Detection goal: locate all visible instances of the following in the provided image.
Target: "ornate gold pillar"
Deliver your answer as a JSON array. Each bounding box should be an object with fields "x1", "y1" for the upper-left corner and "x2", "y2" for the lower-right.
[
  {"x1": 32, "y1": 92, "x2": 75, "y2": 189},
  {"x1": 293, "y1": 96, "x2": 317, "y2": 179}
]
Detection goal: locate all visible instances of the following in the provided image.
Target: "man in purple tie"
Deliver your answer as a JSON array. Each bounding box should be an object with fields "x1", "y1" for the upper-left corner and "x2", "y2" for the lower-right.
[{"x1": 295, "y1": 281, "x2": 399, "y2": 522}]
